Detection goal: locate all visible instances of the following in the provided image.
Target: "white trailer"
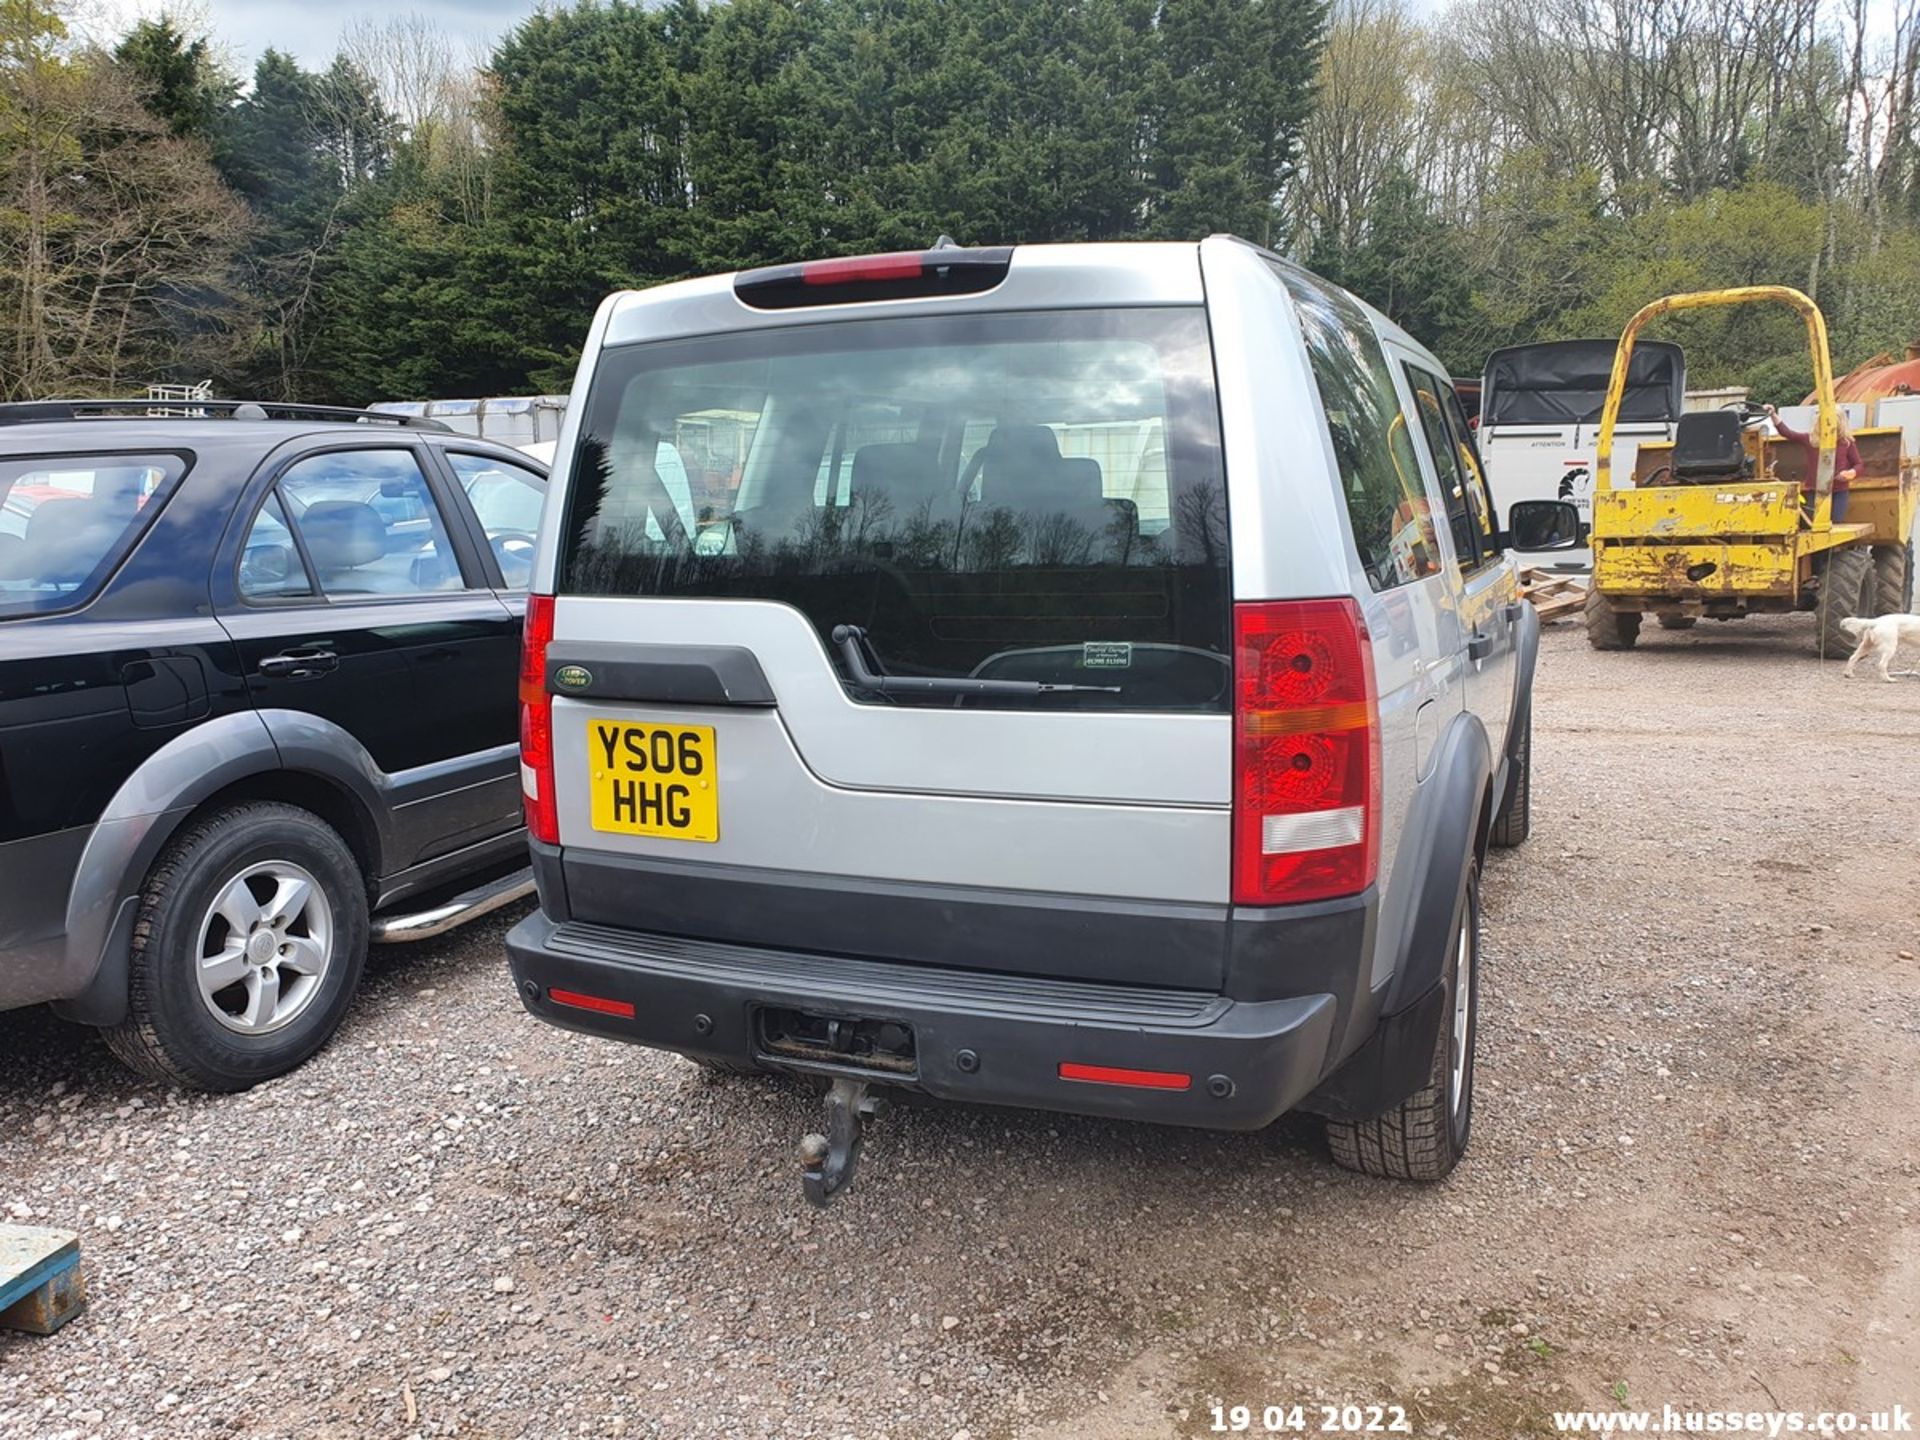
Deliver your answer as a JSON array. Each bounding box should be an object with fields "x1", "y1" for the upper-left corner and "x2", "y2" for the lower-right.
[{"x1": 1478, "y1": 339, "x2": 1685, "y2": 571}]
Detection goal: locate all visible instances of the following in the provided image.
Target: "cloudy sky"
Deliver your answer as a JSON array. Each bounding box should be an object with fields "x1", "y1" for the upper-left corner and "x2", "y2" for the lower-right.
[
  {"x1": 90, "y1": 0, "x2": 1906, "y2": 72},
  {"x1": 89, "y1": 0, "x2": 533, "y2": 68}
]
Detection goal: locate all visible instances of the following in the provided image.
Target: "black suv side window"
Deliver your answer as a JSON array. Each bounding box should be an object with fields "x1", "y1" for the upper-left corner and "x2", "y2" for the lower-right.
[
  {"x1": 0, "y1": 452, "x2": 185, "y2": 618},
  {"x1": 276, "y1": 450, "x2": 465, "y2": 597},
  {"x1": 447, "y1": 452, "x2": 544, "y2": 589},
  {"x1": 238, "y1": 492, "x2": 315, "y2": 601}
]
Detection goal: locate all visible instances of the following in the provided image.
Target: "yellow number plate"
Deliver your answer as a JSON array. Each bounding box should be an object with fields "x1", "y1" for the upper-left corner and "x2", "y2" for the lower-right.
[{"x1": 586, "y1": 720, "x2": 718, "y2": 842}]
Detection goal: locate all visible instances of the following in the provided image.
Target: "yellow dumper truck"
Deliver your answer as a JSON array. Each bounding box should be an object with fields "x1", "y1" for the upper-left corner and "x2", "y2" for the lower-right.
[{"x1": 1583, "y1": 286, "x2": 1918, "y2": 652}]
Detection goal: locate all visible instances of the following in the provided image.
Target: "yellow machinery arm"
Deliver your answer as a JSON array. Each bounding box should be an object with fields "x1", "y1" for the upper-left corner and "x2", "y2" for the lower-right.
[{"x1": 1594, "y1": 285, "x2": 1842, "y2": 529}]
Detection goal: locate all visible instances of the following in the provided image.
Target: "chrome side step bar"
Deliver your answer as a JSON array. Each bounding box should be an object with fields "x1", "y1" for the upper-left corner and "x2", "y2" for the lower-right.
[{"x1": 369, "y1": 868, "x2": 535, "y2": 944}]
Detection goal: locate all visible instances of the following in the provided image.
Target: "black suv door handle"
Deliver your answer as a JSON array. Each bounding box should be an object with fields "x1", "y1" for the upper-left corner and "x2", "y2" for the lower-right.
[{"x1": 258, "y1": 650, "x2": 338, "y2": 679}]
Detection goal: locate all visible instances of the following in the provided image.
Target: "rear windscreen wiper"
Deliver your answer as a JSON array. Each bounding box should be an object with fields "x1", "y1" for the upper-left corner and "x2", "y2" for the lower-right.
[{"x1": 830, "y1": 625, "x2": 1122, "y2": 696}]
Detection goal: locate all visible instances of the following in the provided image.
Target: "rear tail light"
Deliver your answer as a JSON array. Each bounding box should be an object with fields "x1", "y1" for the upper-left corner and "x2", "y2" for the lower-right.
[
  {"x1": 1232, "y1": 599, "x2": 1380, "y2": 906},
  {"x1": 519, "y1": 594, "x2": 558, "y2": 845},
  {"x1": 734, "y1": 246, "x2": 1013, "y2": 310}
]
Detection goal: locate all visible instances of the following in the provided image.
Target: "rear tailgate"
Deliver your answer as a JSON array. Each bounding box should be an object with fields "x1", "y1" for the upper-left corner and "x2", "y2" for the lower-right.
[{"x1": 540, "y1": 257, "x2": 1236, "y2": 988}]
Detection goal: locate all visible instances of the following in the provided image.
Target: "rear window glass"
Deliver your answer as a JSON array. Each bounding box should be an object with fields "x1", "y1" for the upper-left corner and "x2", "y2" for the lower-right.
[
  {"x1": 560, "y1": 308, "x2": 1230, "y2": 711},
  {"x1": 0, "y1": 452, "x2": 184, "y2": 618}
]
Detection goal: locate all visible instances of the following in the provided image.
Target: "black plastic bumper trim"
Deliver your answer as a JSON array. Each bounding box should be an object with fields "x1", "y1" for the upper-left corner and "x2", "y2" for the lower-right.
[
  {"x1": 561, "y1": 850, "x2": 1232, "y2": 991},
  {"x1": 506, "y1": 912, "x2": 1338, "y2": 1131}
]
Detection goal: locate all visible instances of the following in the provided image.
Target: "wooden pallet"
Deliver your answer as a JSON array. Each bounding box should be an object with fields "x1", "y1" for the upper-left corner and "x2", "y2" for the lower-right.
[
  {"x1": 0, "y1": 1224, "x2": 86, "y2": 1335},
  {"x1": 1520, "y1": 567, "x2": 1589, "y2": 622}
]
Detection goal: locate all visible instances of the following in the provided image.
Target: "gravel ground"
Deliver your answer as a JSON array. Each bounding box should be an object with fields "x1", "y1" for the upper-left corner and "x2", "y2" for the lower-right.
[{"x1": 3, "y1": 614, "x2": 1917, "y2": 1440}]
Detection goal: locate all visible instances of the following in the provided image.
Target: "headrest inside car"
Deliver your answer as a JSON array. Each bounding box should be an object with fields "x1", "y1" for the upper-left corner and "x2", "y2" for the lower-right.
[
  {"x1": 301, "y1": 500, "x2": 386, "y2": 571},
  {"x1": 24, "y1": 498, "x2": 120, "y2": 583}
]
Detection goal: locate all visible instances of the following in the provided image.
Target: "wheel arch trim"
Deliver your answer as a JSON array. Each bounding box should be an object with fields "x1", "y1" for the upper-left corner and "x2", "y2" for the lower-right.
[{"x1": 51, "y1": 711, "x2": 390, "y2": 1024}]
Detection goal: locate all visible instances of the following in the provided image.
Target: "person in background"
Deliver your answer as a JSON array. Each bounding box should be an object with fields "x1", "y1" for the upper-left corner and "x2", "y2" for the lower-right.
[{"x1": 1764, "y1": 403, "x2": 1861, "y2": 522}]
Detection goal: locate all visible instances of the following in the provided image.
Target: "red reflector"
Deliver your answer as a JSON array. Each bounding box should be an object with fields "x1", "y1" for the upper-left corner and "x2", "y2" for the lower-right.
[
  {"x1": 802, "y1": 252, "x2": 926, "y2": 285},
  {"x1": 548, "y1": 988, "x2": 635, "y2": 1019},
  {"x1": 1058, "y1": 1062, "x2": 1192, "y2": 1091}
]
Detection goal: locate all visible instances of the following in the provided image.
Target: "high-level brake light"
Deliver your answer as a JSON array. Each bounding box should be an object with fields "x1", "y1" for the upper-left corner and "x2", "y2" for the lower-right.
[{"x1": 734, "y1": 247, "x2": 1013, "y2": 310}]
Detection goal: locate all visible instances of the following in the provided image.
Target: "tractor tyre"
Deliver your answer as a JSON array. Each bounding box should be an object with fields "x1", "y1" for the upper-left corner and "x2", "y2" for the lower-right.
[
  {"x1": 1816, "y1": 547, "x2": 1875, "y2": 656},
  {"x1": 1584, "y1": 586, "x2": 1640, "y2": 650},
  {"x1": 1869, "y1": 542, "x2": 1913, "y2": 617},
  {"x1": 1655, "y1": 614, "x2": 1696, "y2": 630}
]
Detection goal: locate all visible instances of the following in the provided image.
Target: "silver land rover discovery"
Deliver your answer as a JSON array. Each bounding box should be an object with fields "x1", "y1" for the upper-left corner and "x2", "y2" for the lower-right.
[{"x1": 505, "y1": 238, "x2": 1579, "y2": 1204}]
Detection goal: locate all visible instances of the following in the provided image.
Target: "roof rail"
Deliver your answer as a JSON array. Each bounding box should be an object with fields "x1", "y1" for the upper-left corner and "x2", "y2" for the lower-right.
[{"x1": 0, "y1": 399, "x2": 454, "y2": 432}]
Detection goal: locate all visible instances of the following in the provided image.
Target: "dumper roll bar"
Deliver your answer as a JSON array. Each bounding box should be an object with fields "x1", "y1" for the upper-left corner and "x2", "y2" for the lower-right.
[{"x1": 1594, "y1": 285, "x2": 1841, "y2": 528}]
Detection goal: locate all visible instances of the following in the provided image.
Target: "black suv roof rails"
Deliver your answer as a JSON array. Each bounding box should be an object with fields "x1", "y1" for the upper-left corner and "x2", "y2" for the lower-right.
[{"x1": 0, "y1": 399, "x2": 454, "y2": 432}]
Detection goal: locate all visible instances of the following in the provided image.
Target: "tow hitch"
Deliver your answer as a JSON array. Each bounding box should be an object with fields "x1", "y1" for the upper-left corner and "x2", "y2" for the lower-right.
[{"x1": 799, "y1": 1076, "x2": 880, "y2": 1208}]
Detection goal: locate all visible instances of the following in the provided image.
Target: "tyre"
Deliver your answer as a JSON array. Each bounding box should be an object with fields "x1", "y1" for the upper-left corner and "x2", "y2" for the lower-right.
[
  {"x1": 104, "y1": 802, "x2": 369, "y2": 1092},
  {"x1": 1655, "y1": 614, "x2": 1696, "y2": 630},
  {"x1": 1489, "y1": 707, "x2": 1531, "y2": 849},
  {"x1": 1327, "y1": 862, "x2": 1480, "y2": 1181},
  {"x1": 1584, "y1": 585, "x2": 1640, "y2": 650},
  {"x1": 1869, "y1": 542, "x2": 1913, "y2": 617},
  {"x1": 1815, "y1": 546, "x2": 1875, "y2": 656}
]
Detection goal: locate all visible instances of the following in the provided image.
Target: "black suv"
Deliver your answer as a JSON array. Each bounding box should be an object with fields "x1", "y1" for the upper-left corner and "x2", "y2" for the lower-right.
[{"x1": 0, "y1": 401, "x2": 547, "y2": 1090}]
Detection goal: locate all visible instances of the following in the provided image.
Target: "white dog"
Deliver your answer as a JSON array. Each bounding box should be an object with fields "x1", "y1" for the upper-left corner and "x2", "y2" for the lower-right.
[{"x1": 1839, "y1": 613, "x2": 1920, "y2": 681}]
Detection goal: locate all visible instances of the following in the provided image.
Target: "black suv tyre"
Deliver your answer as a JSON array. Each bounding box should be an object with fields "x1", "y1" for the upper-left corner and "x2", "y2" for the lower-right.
[
  {"x1": 1490, "y1": 709, "x2": 1531, "y2": 849},
  {"x1": 1327, "y1": 862, "x2": 1479, "y2": 1181},
  {"x1": 105, "y1": 803, "x2": 369, "y2": 1092}
]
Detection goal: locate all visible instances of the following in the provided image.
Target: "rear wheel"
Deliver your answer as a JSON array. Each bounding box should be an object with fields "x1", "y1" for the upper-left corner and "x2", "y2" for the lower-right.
[
  {"x1": 1328, "y1": 863, "x2": 1479, "y2": 1181},
  {"x1": 1490, "y1": 708, "x2": 1531, "y2": 849},
  {"x1": 1584, "y1": 586, "x2": 1640, "y2": 650},
  {"x1": 104, "y1": 803, "x2": 369, "y2": 1092},
  {"x1": 1870, "y1": 542, "x2": 1913, "y2": 617},
  {"x1": 1816, "y1": 546, "x2": 1875, "y2": 655},
  {"x1": 1655, "y1": 614, "x2": 1696, "y2": 630}
]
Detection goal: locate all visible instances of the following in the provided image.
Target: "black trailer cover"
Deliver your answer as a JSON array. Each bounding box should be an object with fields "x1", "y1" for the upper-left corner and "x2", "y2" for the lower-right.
[{"x1": 1480, "y1": 339, "x2": 1685, "y2": 427}]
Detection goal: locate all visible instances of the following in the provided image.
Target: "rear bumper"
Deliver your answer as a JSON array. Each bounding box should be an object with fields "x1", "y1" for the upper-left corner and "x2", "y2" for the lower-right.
[{"x1": 506, "y1": 911, "x2": 1340, "y2": 1130}]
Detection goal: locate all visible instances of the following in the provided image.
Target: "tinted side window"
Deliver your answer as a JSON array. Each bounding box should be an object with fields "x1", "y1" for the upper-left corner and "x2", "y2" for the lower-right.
[
  {"x1": 448, "y1": 452, "x2": 545, "y2": 588},
  {"x1": 1404, "y1": 366, "x2": 1480, "y2": 571},
  {"x1": 280, "y1": 450, "x2": 463, "y2": 597},
  {"x1": 561, "y1": 308, "x2": 1231, "y2": 713},
  {"x1": 1272, "y1": 265, "x2": 1439, "y2": 591},
  {"x1": 238, "y1": 492, "x2": 315, "y2": 601},
  {"x1": 1443, "y1": 387, "x2": 1498, "y2": 556},
  {"x1": 0, "y1": 452, "x2": 184, "y2": 619}
]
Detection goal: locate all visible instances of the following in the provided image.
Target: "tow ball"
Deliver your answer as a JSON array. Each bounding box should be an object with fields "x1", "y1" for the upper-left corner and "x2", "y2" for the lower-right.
[{"x1": 799, "y1": 1076, "x2": 881, "y2": 1208}]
